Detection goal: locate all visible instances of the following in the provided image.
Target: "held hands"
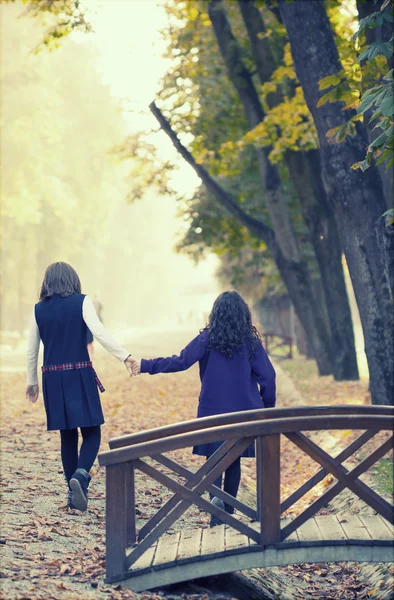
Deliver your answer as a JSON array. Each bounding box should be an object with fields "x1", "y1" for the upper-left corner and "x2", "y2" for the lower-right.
[
  {"x1": 124, "y1": 356, "x2": 140, "y2": 377},
  {"x1": 26, "y1": 384, "x2": 39, "y2": 403}
]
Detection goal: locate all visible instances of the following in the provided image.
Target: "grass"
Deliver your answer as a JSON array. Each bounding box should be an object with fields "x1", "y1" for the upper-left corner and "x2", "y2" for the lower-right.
[
  {"x1": 370, "y1": 457, "x2": 394, "y2": 498},
  {"x1": 279, "y1": 357, "x2": 318, "y2": 380}
]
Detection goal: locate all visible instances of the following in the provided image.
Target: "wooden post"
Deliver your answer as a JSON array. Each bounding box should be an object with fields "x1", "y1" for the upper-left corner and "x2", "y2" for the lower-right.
[
  {"x1": 106, "y1": 463, "x2": 127, "y2": 580},
  {"x1": 256, "y1": 437, "x2": 262, "y2": 522},
  {"x1": 258, "y1": 434, "x2": 281, "y2": 545},
  {"x1": 126, "y1": 461, "x2": 136, "y2": 546}
]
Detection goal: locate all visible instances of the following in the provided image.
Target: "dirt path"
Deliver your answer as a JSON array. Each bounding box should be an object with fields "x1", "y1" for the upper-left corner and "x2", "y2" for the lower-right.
[{"x1": 0, "y1": 334, "x2": 392, "y2": 599}]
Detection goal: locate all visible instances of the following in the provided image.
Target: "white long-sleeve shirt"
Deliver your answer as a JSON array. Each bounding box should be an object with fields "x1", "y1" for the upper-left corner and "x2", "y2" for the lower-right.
[{"x1": 27, "y1": 295, "x2": 130, "y2": 385}]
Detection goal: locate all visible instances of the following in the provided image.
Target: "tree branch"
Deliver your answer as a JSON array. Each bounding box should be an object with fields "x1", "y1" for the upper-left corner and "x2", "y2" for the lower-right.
[{"x1": 149, "y1": 101, "x2": 273, "y2": 242}]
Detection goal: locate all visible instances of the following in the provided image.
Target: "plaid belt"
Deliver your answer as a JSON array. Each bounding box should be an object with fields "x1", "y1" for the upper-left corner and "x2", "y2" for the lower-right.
[{"x1": 41, "y1": 361, "x2": 105, "y2": 392}]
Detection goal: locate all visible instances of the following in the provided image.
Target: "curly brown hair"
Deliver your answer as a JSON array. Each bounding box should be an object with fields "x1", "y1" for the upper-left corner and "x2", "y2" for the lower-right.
[{"x1": 203, "y1": 291, "x2": 261, "y2": 358}]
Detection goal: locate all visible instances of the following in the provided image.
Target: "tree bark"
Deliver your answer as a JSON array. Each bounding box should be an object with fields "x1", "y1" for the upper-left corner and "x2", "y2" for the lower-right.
[
  {"x1": 375, "y1": 214, "x2": 394, "y2": 304},
  {"x1": 278, "y1": 0, "x2": 394, "y2": 405},
  {"x1": 238, "y1": 0, "x2": 359, "y2": 380},
  {"x1": 150, "y1": 101, "x2": 332, "y2": 375},
  {"x1": 207, "y1": 0, "x2": 332, "y2": 376},
  {"x1": 286, "y1": 149, "x2": 359, "y2": 380}
]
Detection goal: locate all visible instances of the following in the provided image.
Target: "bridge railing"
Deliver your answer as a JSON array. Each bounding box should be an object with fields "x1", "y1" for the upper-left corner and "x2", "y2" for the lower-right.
[
  {"x1": 262, "y1": 332, "x2": 293, "y2": 359},
  {"x1": 98, "y1": 406, "x2": 394, "y2": 582}
]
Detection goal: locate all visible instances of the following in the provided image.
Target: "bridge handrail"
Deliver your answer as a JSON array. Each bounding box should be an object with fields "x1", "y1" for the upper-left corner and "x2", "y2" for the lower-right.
[
  {"x1": 108, "y1": 405, "x2": 394, "y2": 450},
  {"x1": 99, "y1": 412, "x2": 393, "y2": 467}
]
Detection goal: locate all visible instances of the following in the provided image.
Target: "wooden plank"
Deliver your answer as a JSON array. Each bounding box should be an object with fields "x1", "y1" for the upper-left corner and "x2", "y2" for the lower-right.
[
  {"x1": 296, "y1": 517, "x2": 325, "y2": 546},
  {"x1": 337, "y1": 513, "x2": 372, "y2": 545},
  {"x1": 125, "y1": 462, "x2": 136, "y2": 546},
  {"x1": 153, "y1": 532, "x2": 181, "y2": 571},
  {"x1": 128, "y1": 543, "x2": 157, "y2": 575},
  {"x1": 201, "y1": 525, "x2": 226, "y2": 560},
  {"x1": 314, "y1": 515, "x2": 347, "y2": 545},
  {"x1": 280, "y1": 517, "x2": 299, "y2": 546},
  {"x1": 359, "y1": 515, "x2": 394, "y2": 544},
  {"x1": 106, "y1": 463, "x2": 127, "y2": 580},
  {"x1": 277, "y1": 517, "x2": 299, "y2": 548},
  {"x1": 259, "y1": 434, "x2": 281, "y2": 545},
  {"x1": 381, "y1": 516, "x2": 394, "y2": 534},
  {"x1": 281, "y1": 429, "x2": 379, "y2": 513},
  {"x1": 225, "y1": 525, "x2": 250, "y2": 555},
  {"x1": 176, "y1": 529, "x2": 203, "y2": 565}
]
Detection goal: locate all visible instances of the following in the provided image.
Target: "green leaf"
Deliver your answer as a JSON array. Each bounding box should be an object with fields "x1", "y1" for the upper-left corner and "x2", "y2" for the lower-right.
[
  {"x1": 382, "y1": 208, "x2": 394, "y2": 225},
  {"x1": 319, "y1": 74, "x2": 342, "y2": 90},
  {"x1": 317, "y1": 90, "x2": 335, "y2": 107},
  {"x1": 376, "y1": 147, "x2": 393, "y2": 164},
  {"x1": 351, "y1": 158, "x2": 370, "y2": 171},
  {"x1": 385, "y1": 156, "x2": 394, "y2": 170},
  {"x1": 380, "y1": 95, "x2": 394, "y2": 117}
]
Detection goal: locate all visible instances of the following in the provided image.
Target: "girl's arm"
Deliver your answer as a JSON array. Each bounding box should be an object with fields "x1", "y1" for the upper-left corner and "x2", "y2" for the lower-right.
[
  {"x1": 27, "y1": 309, "x2": 40, "y2": 386},
  {"x1": 26, "y1": 309, "x2": 40, "y2": 402},
  {"x1": 141, "y1": 331, "x2": 208, "y2": 375},
  {"x1": 251, "y1": 342, "x2": 276, "y2": 408},
  {"x1": 82, "y1": 296, "x2": 130, "y2": 362}
]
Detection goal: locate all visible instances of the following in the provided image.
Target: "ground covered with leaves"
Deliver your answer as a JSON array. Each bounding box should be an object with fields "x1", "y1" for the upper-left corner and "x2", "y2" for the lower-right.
[{"x1": 0, "y1": 331, "x2": 393, "y2": 599}]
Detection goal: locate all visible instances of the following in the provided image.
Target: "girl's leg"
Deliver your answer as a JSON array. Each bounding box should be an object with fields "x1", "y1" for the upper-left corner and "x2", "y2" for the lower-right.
[
  {"x1": 60, "y1": 428, "x2": 79, "y2": 487},
  {"x1": 223, "y1": 457, "x2": 241, "y2": 514},
  {"x1": 78, "y1": 425, "x2": 101, "y2": 472},
  {"x1": 69, "y1": 426, "x2": 101, "y2": 512}
]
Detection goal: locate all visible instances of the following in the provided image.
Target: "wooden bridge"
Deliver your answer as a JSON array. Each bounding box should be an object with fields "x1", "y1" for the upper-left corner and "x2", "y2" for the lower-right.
[{"x1": 98, "y1": 406, "x2": 394, "y2": 592}]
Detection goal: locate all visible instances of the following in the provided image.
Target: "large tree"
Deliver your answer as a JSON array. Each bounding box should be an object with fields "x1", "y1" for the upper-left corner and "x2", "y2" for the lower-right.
[
  {"x1": 278, "y1": 0, "x2": 393, "y2": 405},
  {"x1": 235, "y1": 0, "x2": 358, "y2": 379}
]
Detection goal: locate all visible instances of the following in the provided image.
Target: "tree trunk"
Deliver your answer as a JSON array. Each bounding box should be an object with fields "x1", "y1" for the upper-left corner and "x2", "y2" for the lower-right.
[
  {"x1": 286, "y1": 149, "x2": 359, "y2": 380},
  {"x1": 207, "y1": 0, "x2": 332, "y2": 376},
  {"x1": 375, "y1": 214, "x2": 394, "y2": 303},
  {"x1": 278, "y1": 0, "x2": 394, "y2": 405},
  {"x1": 238, "y1": 0, "x2": 358, "y2": 380}
]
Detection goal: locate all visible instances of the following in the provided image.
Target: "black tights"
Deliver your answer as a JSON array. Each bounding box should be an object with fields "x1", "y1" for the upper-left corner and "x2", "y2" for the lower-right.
[
  {"x1": 208, "y1": 456, "x2": 241, "y2": 514},
  {"x1": 60, "y1": 426, "x2": 101, "y2": 487}
]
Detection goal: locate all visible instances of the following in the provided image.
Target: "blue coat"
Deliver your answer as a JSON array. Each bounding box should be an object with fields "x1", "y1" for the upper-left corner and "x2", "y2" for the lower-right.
[
  {"x1": 35, "y1": 294, "x2": 104, "y2": 431},
  {"x1": 141, "y1": 329, "x2": 276, "y2": 456}
]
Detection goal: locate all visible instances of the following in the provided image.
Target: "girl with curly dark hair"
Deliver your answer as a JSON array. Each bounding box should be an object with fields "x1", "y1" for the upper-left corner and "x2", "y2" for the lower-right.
[{"x1": 136, "y1": 291, "x2": 276, "y2": 526}]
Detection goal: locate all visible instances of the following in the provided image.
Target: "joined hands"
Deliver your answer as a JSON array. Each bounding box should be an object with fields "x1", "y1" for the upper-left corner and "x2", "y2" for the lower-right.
[{"x1": 124, "y1": 356, "x2": 140, "y2": 377}]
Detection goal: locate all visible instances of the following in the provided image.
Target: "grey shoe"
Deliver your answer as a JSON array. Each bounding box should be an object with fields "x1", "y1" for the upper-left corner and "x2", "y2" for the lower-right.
[
  {"x1": 210, "y1": 496, "x2": 225, "y2": 528},
  {"x1": 67, "y1": 489, "x2": 77, "y2": 510},
  {"x1": 70, "y1": 468, "x2": 91, "y2": 511}
]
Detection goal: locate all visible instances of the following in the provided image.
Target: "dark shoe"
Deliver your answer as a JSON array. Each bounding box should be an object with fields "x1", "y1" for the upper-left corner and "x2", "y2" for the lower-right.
[
  {"x1": 210, "y1": 497, "x2": 225, "y2": 528},
  {"x1": 68, "y1": 489, "x2": 77, "y2": 510},
  {"x1": 224, "y1": 502, "x2": 235, "y2": 515},
  {"x1": 70, "y1": 468, "x2": 91, "y2": 512}
]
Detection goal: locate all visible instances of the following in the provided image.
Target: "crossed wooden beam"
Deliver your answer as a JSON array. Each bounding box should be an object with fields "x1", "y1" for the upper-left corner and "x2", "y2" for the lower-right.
[{"x1": 282, "y1": 431, "x2": 394, "y2": 539}]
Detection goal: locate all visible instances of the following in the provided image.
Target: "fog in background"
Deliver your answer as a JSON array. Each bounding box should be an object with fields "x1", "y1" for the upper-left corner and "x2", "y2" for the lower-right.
[{"x1": 0, "y1": 1, "x2": 220, "y2": 351}]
